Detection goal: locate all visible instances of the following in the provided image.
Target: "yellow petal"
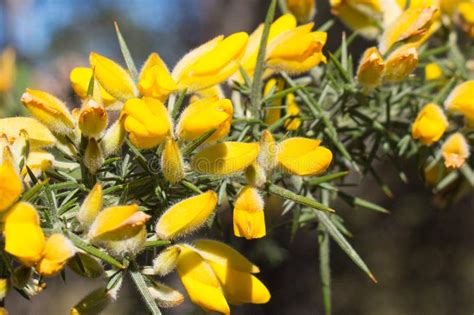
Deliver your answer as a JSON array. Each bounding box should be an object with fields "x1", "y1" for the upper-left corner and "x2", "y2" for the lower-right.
[
  {"x1": 173, "y1": 33, "x2": 249, "y2": 91},
  {"x1": 193, "y1": 239, "x2": 260, "y2": 273},
  {"x1": 177, "y1": 97, "x2": 233, "y2": 142},
  {"x1": 379, "y1": 6, "x2": 438, "y2": 54},
  {"x1": 357, "y1": 47, "x2": 385, "y2": 90},
  {"x1": 78, "y1": 99, "x2": 108, "y2": 138},
  {"x1": 284, "y1": 93, "x2": 302, "y2": 130},
  {"x1": 22, "y1": 150, "x2": 54, "y2": 179},
  {"x1": 191, "y1": 142, "x2": 260, "y2": 175},
  {"x1": 155, "y1": 191, "x2": 218, "y2": 240},
  {"x1": 441, "y1": 132, "x2": 470, "y2": 169},
  {"x1": 69, "y1": 67, "x2": 116, "y2": 106},
  {"x1": 444, "y1": 81, "x2": 474, "y2": 122},
  {"x1": 121, "y1": 97, "x2": 172, "y2": 149},
  {"x1": 161, "y1": 137, "x2": 184, "y2": 184},
  {"x1": 411, "y1": 103, "x2": 448, "y2": 145},
  {"x1": 4, "y1": 202, "x2": 45, "y2": 266},
  {"x1": 194, "y1": 84, "x2": 225, "y2": 99},
  {"x1": 0, "y1": 157, "x2": 22, "y2": 212},
  {"x1": 207, "y1": 261, "x2": 271, "y2": 305},
  {"x1": 77, "y1": 183, "x2": 103, "y2": 227},
  {"x1": 21, "y1": 88, "x2": 75, "y2": 135},
  {"x1": 0, "y1": 117, "x2": 56, "y2": 148},
  {"x1": 233, "y1": 186, "x2": 266, "y2": 240},
  {"x1": 138, "y1": 53, "x2": 178, "y2": 101},
  {"x1": 425, "y1": 62, "x2": 442, "y2": 81},
  {"x1": 286, "y1": 0, "x2": 317, "y2": 23},
  {"x1": 36, "y1": 233, "x2": 75, "y2": 277},
  {"x1": 278, "y1": 137, "x2": 333, "y2": 176},
  {"x1": 88, "y1": 204, "x2": 151, "y2": 241},
  {"x1": 382, "y1": 44, "x2": 418, "y2": 83},
  {"x1": 0, "y1": 279, "x2": 8, "y2": 301},
  {"x1": 89, "y1": 52, "x2": 138, "y2": 102},
  {"x1": 263, "y1": 78, "x2": 284, "y2": 125},
  {"x1": 152, "y1": 245, "x2": 181, "y2": 276},
  {"x1": 459, "y1": 2, "x2": 474, "y2": 38},
  {"x1": 176, "y1": 245, "x2": 230, "y2": 314}
]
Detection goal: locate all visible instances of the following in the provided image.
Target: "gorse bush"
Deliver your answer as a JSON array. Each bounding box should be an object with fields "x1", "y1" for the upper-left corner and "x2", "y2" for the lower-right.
[{"x1": 0, "y1": 0, "x2": 473, "y2": 314}]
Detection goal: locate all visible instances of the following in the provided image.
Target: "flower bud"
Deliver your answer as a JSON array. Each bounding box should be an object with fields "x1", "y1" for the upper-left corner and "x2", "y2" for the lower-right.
[
  {"x1": 191, "y1": 142, "x2": 260, "y2": 175},
  {"x1": 383, "y1": 44, "x2": 418, "y2": 83},
  {"x1": 78, "y1": 99, "x2": 108, "y2": 138},
  {"x1": 172, "y1": 32, "x2": 249, "y2": 91},
  {"x1": 357, "y1": 47, "x2": 385, "y2": 90},
  {"x1": 444, "y1": 81, "x2": 474, "y2": 123},
  {"x1": 70, "y1": 287, "x2": 112, "y2": 315},
  {"x1": 441, "y1": 133, "x2": 470, "y2": 169},
  {"x1": 36, "y1": 233, "x2": 75, "y2": 277},
  {"x1": 21, "y1": 88, "x2": 75, "y2": 135},
  {"x1": 103, "y1": 226, "x2": 147, "y2": 258},
  {"x1": 425, "y1": 62, "x2": 442, "y2": 81},
  {"x1": 245, "y1": 163, "x2": 267, "y2": 188},
  {"x1": 412, "y1": 103, "x2": 448, "y2": 145},
  {"x1": 0, "y1": 47, "x2": 15, "y2": 94},
  {"x1": 278, "y1": 137, "x2": 332, "y2": 176},
  {"x1": 121, "y1": 97, "x2": 172, "y2": 149},
  {"x1": 233, "y1": 186, "x2": 266, "y2": 240},
  {"x1": 0, "y1": 154, "x2": 22, "y2": 212},
  {"x1": 89, "y1": 52, "x2": 138, "y2": 102},
  {"x1": 69, "y1": 67, "x2": 116, "y2": 106},
  {"x1": 257, "y1": 130, "x2": 279, "y2": 173},
  {"x1": 148, "y1": 281, "x2": 184, "y2": 308},
  {"x1": 155, "y1": 191, "x2": 217, "y2": 240},
  {"x1": 0, "y1": 117, "x2": 56, "y2": 148},
  {"x1": 286, "y1": 0, "x2": 316, "y2": 23},
  {"x1": 284, "y1": 93, "x2": 301, "y2": 130},
  {"x1": 161, "y1": 137, "x2": 184, "y2": 184},
  {"x1": 77, "y1": 183, "x2": 103, "y2": 227},
  {"x1": 101, "y1": 117, "x2": 126, "y2": 157},
  {"x1": 138, "y1": 53, "x2": 178, "y2": 101},
  {"x1": 266, "y1": 23, "x2": 327, "y2": 74},
  {"x1": 152, "y1": 246, "x2": 181, "y2": 276},
  {"x1": 177, "y1": 97, "x2": 233, "y2": 142},
  {"x1": 84, "y1": 138, "x2": 104, "y2": 174}
]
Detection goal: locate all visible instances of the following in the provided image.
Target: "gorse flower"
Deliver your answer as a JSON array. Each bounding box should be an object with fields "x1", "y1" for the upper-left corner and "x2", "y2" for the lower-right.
[
  {"x1": 445, "y1": 80, "x2": 474, "y2": 125},
  {"x1": 286, "y1": 0, "x2": 316, "y2": 23},
  {"x1": 441, "y1": 132, "x2": 470, "y2": 169},
  {"x1": 412, "y1": 103, "x2": 448, "y2": 145},
  {"x1": 233, "y1": 186, "x2": 266, "y2": 240}
]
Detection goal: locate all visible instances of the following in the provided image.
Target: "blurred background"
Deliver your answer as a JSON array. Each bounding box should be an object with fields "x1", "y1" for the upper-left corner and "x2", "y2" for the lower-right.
[{"x1": 1, "y1": 0, "x2": 473, "y2": 314}]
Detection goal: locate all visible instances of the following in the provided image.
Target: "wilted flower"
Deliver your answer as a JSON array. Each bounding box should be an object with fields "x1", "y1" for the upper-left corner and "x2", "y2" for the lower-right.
[
  {"x1": 357, "y1": 47, "x2": 385, "y2": 91},
  {"x1": 382, "y1": 44, "x2": 419, "y2": 83},
  {"x1": 78, "y1": 99, "x2": 108, "y2": 138},
  {"x1": 412, "y1": 103, "x2": 448, "y2": 145},
  {"x1": 441, "y1": 133, "x2": 470, "y2": 169}
]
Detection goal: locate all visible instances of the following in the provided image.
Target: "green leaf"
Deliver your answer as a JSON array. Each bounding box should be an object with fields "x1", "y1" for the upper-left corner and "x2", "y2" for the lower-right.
[
  {"x1": 267, "y1": 183, "x2": 334, "y2": 213},
  {"x1": 250, "y1": 0, "x2": 277, "y2": 113},
  {"x1": 145, "y1": 240, "x2": 172, "y2": 248},
  {"x1": 338, "y1": 191, "x2": 390, "y2": 214},
  {"x1": 318, "y1": 228, "x2": 331, "y2": 315},
  {"x1": 114, "y1": 21, "x2": 139, "y2": 81},
  {"x1": 87, "y1": 70, "x2": 95, "y2": 97},
  {"x1": 307, "y1": 171, "x2": 349, "y2": 186},
  {"x1": 129, "y1": 261, "x2": 162, "y2": 315},
  {"x1": 181, "y1": 128, "x2": 216, "y2": 156},
  {"x1": 170, "y1": 89, "x2": 187, "y2": 119}
]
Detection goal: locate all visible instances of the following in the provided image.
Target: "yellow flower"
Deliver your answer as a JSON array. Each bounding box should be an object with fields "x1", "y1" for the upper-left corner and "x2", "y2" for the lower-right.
[
  {"x1": 439, "y1": 0, "x2": 463, "y2": 16},
  {"x1": 411, "y1": 103, "x2": 448, "y2": 145},
  {"x1": 0, "y1": 279, "x2": 7, "y2": 301},
  {"x1": 0, "y1": 117, "x2": 56, "y2": 148},
  {"x1": 378, "y1": 6, "x2": 438, "y2": 54},
  {"x1": 0, "y1": 157, "x2": 22, "y2": 212},
  {"x1": 444, "y1": 81, "x2": 474, "y2": 123},
  {"x1": 459, "y1": 2, "x2": 474, "y2": 38},
  {"x1": 88, "y1": 204, "x2": 151, "y2": 241},
  {"x1": 286, "y1": 0, "x2": 316, "y2": 23},
  {"x1": 36, "y1": 233, "x2": 75, "y2": 277},
  {"x1": 231, "y1": 14, "x2": 297, "y2": 82},
  {"x1": 441, "y1": 132, "x2": 470, "y2": 169},
  {"x1": 176, "y1": 240, "x2": 270, "y2": 314},
  {"x1": 77, "y1": 183, "x2": 103, "y2": 227},
  {"x1": 4, "y1": 202, "x2": 45, "y2": 266},
  {"x1": 155, "y1": 191, "x2": 217, "y2": 240},
  {"x1": 121, "y1": 97, "x2": 172, "y2": 149},
  {"x1": 0, "y1": 47, "x2": 15, "y2": 94},
  {"x1": 138, "y1": 53, "x2": 178, "y2": 101},
  {"x1": 265, "y1": 23, "x2": 327, "y2": 74},
  {"x1": 284, "y1": 93, "x2": 302, "y2": 130},
  {"x1": 177, "y1": 97, "x2": 233, "y2": 142},
  {"x1": 233, "y1": 186, "x2": 266, "y2": 240},
  {"x1": 425, "y1": 62, "x2": 443, "y2": 80},
  {"x1": 161, "y1": 137, "x2": 185, "y2": 184},
  {"x1": 22, "y1": 150, "x2": 54, "y2": 179},
  {"x1": 278, "y1": 137, "x2": 333, "y2": 176},
  {"x1": 172, "y1": 32, "x2": 249, "y2": 91},
  {"x1": 78, "y1": 99, "x2": 108, "y2": 138},
  {"x1": 194, "y1": 84, "x2": 225, "y2": 99},
  {"x1": 263, "y1": 78, "x2": 284, "y2": 125},
  {"x1": 21, "y1": 88, "x2": 75, "y2": 135},
  {"x1": 191, "y1": 142, "x2": 260, "y2": 175},
  {"x1": 382, "y1": 44, "x2": 419, "y2": 83},
  {"x1": 357, "y1": 47, "x2": 385, "y2": 91},
  {"x1": 89, "y1": 52, "x2": 138, "y2": 102},
  {"x1": 69, "y1": 67, "x2": 116, "y2": 107}
]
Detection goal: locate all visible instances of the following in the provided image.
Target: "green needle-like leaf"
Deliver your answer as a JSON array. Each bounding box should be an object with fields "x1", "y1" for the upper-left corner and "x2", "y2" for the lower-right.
[
  {"x1": 129, "y1": 261, "x2": 162, "y2": 315},
  {"x1": 114, "y1": 21, "x2": 139, "y2": 81}
]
